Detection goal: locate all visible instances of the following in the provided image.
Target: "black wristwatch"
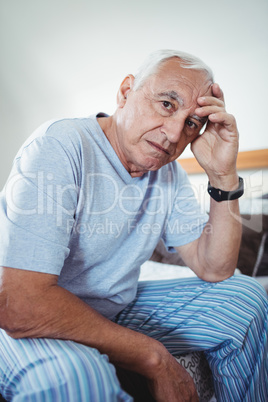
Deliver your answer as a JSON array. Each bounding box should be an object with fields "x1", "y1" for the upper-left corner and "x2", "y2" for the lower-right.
[{"x1": 207, "y1": 177, "x2": 244, "y2": 202}]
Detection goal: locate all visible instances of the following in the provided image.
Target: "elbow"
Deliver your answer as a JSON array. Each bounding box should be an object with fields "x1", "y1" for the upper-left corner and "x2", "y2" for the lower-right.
[
  {"x1": 0, "y1": 314, "x2": 36, "y2": 339},
  {"x1": 198, "y1": 262, "x2": 237, "y2": 283},
  {"x1": 200, "y1": 271, "x2": 235, "y2": 283},
  {"x1": 0, "y1": 312, "x2": 19, "y2": 338},
  {"x1": 0, "y1": 294, "x2": 13, "y2": 334},
  {"x1": 195, "y1": 247, "x2": 239, "y2": 283},
  {"x1": 0, "y1": 296, "x2": 35, "y2": 339},
  {"x1": 0, "y1": 309, "x2": 24, "y2": 338}
]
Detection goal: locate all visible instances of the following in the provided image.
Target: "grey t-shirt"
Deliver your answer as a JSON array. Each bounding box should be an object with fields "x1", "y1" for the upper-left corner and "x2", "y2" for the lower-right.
[{"x1": 0, "y1": 115, "x2": 208, "y2": 318}]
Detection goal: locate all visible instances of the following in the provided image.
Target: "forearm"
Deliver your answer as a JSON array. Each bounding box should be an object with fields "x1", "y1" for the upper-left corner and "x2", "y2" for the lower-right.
[
  {"x1": 177, "y1": 174, "x2": 242, "y2": 282},
  {"x1": 195, "y1": 174, "x2": 242, "y2": 281},
  {"x1": 0, "y1": 267, "x2": 198, "y2": 400},
  {"x1": 199, "y1": 199, "x2": 241, "y2": 281},
  {"x1": 0, "y1": 268, "x2": 164, "y2": 378}
]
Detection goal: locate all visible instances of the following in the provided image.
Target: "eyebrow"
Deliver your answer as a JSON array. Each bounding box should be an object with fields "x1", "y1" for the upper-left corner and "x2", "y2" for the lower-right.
[
  {"x1": 157, "y1": 91, "x2": 184, "y2": 106},
  {"x1": 157, "y1": 91, "x2": 208, "y2": 125},
  {"x1": 191, "y1": 114, "x2": 208, "y2": 125}
]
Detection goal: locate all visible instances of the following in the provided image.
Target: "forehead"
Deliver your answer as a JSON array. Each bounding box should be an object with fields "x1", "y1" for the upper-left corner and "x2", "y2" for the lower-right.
[{"x1": 145, "y1": 58, "x2": 213, "y2": 102}]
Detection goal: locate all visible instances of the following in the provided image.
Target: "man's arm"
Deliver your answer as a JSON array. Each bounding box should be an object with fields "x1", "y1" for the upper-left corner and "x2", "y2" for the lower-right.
[
  {"x1": 0, "y1": 266, "x2": 198, "y2": 401},
  {"x1": 176, "y1": 196, "x2": 241, "y2": 282},
  {"x1": 176, "y1": 84, "x2": 242, "y2": 282}
]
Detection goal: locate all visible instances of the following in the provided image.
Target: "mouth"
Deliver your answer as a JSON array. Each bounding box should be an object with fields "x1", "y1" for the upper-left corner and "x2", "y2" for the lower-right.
[{"x1": 147, "y1": 141, "x2": 170, "y2": 155}]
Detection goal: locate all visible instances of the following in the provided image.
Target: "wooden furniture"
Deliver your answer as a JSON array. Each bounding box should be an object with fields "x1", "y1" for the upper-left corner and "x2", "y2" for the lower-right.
[{"x1": 178, "y1": 149, "x2": 268, "y2": 174}]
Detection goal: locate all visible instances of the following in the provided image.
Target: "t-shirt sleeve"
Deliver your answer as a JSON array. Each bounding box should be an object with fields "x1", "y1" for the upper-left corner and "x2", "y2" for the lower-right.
[
  {"x1": 161, "y1": 162, "x2": 209, "y2": 250},
  {"x1": 0, "y1": 134, "x2": 80, "y2": 275}
]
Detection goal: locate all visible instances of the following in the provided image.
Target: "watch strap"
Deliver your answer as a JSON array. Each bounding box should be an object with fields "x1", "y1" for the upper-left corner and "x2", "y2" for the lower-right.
[{"x1": 207, "y1": 177, "x2": 244, "y2": 202}]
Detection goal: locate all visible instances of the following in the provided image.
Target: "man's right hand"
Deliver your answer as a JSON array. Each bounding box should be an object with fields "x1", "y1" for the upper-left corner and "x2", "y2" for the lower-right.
[{"x1": 146, "y1": 350, "x2": 199, "y2": 402}]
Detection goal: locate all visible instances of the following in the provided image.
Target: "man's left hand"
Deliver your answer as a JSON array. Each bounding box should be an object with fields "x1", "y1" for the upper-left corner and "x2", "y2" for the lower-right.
[{"x1": 191, "y1": 83, "x2": 239, "y2": 189}]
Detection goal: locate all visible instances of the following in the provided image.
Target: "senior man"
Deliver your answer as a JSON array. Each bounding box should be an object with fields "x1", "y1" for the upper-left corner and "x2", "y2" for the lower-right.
[{"x1": 0, "y1": 49, "x2": 267, "y2": 402}]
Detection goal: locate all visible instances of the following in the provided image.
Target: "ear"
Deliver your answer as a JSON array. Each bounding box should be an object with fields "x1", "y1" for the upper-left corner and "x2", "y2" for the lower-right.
[{"x1": 117, "y1": 74, "x2": 135, "y2": 108}]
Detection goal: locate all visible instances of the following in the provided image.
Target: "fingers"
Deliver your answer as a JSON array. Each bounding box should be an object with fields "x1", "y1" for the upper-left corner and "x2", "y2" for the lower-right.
[
  {"x1": 196, "y1": 104, "x2": 236, "y2": 128},
  {"x1": 196, "y1": 84, "x2": 229, "y2": 125},
  {"x1": 199, "y1": 108, "x2": 237, "y2": 134},
  {"x1": 197, "y1": 94, "x2": 224, "y2": 110},
  {"x1": 197, "y1": 83, "x2": 224, "y2": 111},
  {"x1": 195, "y1": 99, "x2": 225, "y2": 123},
  {"x1": 195, "y1": 103, "x2": 224, "y2": 119},
  {"x1": 212, "y1": 83, "x2": 224, "y2": 101}
]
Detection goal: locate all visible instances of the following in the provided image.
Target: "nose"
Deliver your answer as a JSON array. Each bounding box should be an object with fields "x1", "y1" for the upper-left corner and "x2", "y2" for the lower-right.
[{"x1": 162, "y1": 115, "x2": 185, "y2": 143}]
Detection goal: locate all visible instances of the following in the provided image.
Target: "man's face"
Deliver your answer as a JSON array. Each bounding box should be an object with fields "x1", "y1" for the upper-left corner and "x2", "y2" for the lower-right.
[{"x1": 114, "y1": 58, "x2": 213, "y2": 177}]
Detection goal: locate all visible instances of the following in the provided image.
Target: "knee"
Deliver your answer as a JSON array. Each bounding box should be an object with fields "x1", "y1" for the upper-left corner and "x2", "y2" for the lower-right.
[
  {"x1": 13, "y1": 342, "x2": 128, "y2": 401},
  {"x1": 229, "y1": 274, "x2": 267, "y2": 299},
  {"x1": 224, "y1": 274, "x2": 268, "y2": 321},
  {"x1": 52, "y1": 345, "x2": 126, "y2": 401},
  {"x1": 205, "y1": 275, "x2": 268, "y2": 355}
]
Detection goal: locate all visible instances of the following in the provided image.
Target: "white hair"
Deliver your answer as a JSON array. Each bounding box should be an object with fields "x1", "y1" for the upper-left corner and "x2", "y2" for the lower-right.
[{"x1": 133, "y1": 49, "x2": 214, "y2": 90}]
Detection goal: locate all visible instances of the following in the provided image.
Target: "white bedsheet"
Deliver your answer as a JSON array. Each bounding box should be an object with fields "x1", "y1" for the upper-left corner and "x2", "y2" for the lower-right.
[{"x1": 139, "y1": 260, "x2": 241, "y2": 281}]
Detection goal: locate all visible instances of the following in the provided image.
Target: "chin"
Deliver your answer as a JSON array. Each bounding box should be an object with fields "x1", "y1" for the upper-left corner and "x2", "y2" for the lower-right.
[
  {"x1": 130, "y1": 171, "x2": 145, "y2": 178},
  {"x1": 145, "y1": 155, "x2": 169, "y2": 170},
  {"x1": 130, "y1": 154, "x2": 169, "y2": 176}
]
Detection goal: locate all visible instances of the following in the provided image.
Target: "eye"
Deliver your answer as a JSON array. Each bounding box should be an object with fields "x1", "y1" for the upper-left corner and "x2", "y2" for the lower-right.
[
  {"x1": 185, "y1": 119, "x2": 198, "y2": 130},
  {"x1": 162, "y1": 101, "x2": 174, "y2": 110}
]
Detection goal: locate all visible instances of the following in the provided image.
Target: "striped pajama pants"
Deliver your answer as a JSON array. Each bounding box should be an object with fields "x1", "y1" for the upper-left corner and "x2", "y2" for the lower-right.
[{"x1": 0, "y1": 274, "x2": 267, "y2": 401}]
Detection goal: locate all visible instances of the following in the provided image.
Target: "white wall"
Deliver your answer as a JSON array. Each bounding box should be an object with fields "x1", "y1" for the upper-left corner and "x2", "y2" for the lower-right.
[{"x1": 1, "y1": 0, "x2": 268, "y2": 189}]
